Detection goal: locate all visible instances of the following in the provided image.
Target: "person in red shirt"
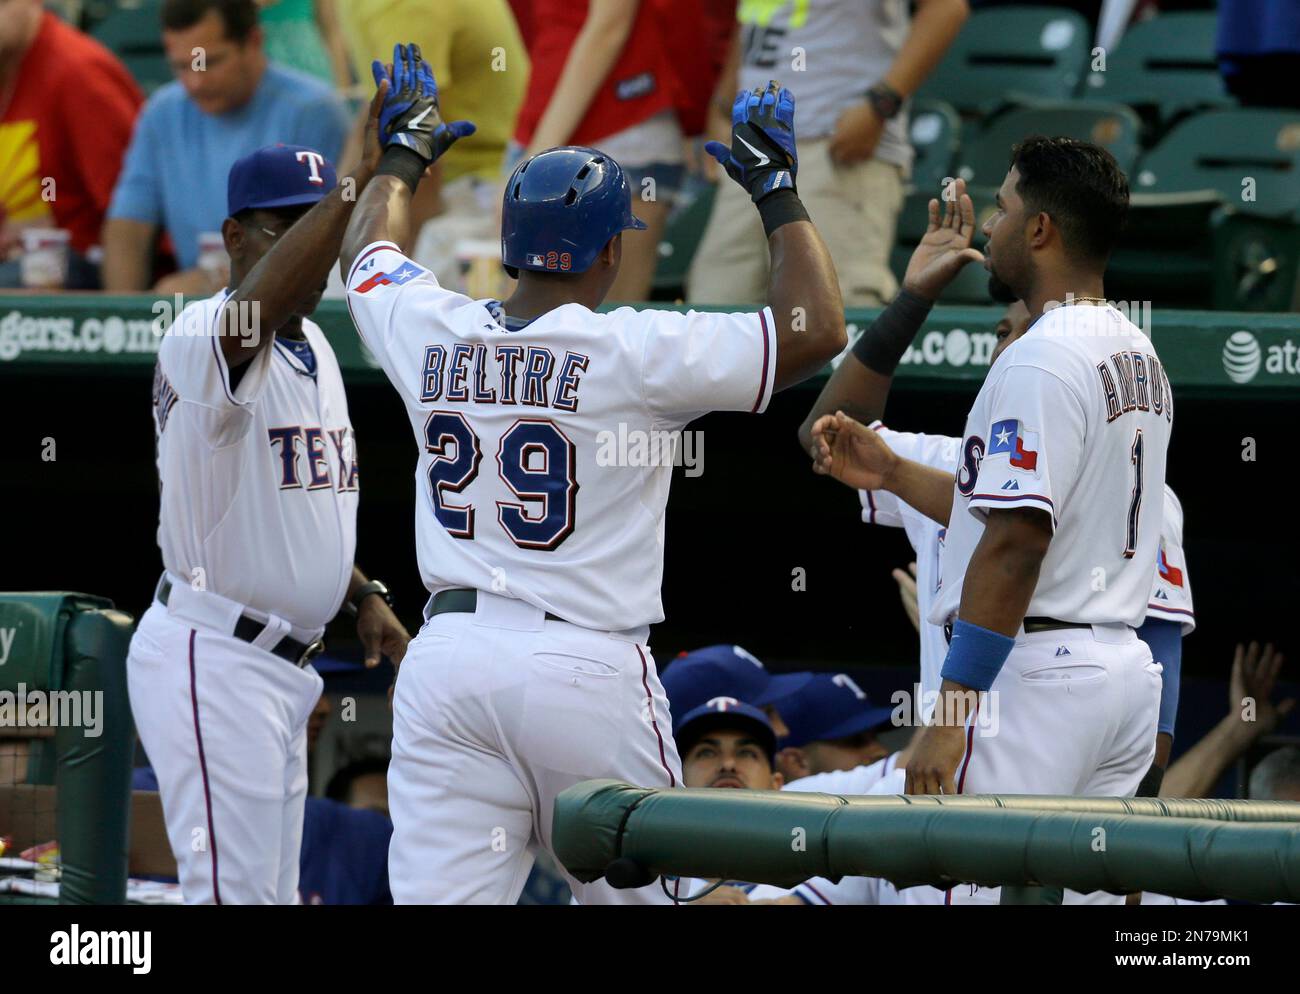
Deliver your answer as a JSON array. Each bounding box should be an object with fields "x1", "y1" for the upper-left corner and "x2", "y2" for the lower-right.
[
  {"x1": 0, "y1": 1, "x2": 143, "y2": 288},
  {"x1": 512, "y1": 0, "x2": 684, "y2": 302}
]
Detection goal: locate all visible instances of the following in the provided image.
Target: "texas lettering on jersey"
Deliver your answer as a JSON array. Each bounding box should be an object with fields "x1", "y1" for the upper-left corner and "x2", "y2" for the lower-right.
[{"x1": 267, "y1": 425, "x2": 359, "y2": 492}]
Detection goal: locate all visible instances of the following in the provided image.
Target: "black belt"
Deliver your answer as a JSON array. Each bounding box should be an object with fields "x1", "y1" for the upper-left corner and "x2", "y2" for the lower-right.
[
  {"x1": 428, "y1": 588, "x2": 563, "y2": 622},
  {"x1": 159, "y1": 577, "x2": 324, "y2": 667},
  {"x1": 944, "y1": 617, "x2": 1091, "y2": 644}
]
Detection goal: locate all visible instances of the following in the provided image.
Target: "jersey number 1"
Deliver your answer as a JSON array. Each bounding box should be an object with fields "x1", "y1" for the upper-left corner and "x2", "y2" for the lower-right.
[
  {"x1": 1124, "y1": 428, "x2": 1143, "y2": 559},
  {"x1": 424, "y1": 412, "x2": 578, "y2": 550}
]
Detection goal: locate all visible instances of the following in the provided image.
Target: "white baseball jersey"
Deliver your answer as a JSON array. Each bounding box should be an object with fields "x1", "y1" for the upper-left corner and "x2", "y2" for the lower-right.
[
  {"x1": 1147, "y1": 485, "x2": 1195, "y2": 634},
  {"x1": 152, "y1": 290, "x2": 359, "y2": 631},
  {"x1": 344, "y1": 241, "x2": 777, "y2": 632},
  {"x1": 930, "y1": 304, "x2": 1173, "y2": 628},
  {"x1": 859, "y1": 425, "x2": 960, "y2": 719},
  {"x1": 782, "y1": 751, "x2": 900, "y2": 795}
]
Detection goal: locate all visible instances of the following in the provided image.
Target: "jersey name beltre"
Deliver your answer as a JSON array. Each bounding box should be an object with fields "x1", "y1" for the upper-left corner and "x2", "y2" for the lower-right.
[{"x1": 417, "y1": 343, "x2": 589, "y2": 412}]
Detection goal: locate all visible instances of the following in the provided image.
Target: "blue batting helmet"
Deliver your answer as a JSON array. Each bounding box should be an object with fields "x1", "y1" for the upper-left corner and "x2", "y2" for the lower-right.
[{"x1": 501, "y1": 146, "x2": 646, "y2": 275}]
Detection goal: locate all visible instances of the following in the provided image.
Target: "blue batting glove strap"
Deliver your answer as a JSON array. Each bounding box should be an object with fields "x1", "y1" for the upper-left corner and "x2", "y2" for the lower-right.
[{"x1": 940, "y1": 620, "x2": 1016, "y2": 693}]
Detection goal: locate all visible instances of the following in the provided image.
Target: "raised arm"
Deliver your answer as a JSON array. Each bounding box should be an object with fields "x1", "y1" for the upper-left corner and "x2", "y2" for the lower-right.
[
  {"x1": 810, "y1": 411, "x2": 956, "y2": 525},
  {"x1": 796, "y1": 179, "x2": 983, "y2": 450},
  {"x1": 219, "y1": 87, "x2": 387, "y2": 368},
  {"x1": 341, "y1": 43, "x2": 475, "y2": 276},
  {"x1": 705, "y1": 82, "x2": 847, "y2": 390}
]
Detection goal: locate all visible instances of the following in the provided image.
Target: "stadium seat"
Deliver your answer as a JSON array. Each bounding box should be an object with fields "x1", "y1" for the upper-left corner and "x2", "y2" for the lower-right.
[
  {"x1": 1080, "y1": 12, "x2": 1231, "y2": 125},
  {"x1": 651, "y1": 182, "x2": 716, "y2": 298},
  {"x1": 1212, "y1": 211, "x2": 1300, "y2": 311},
  {"x1": 92, "y1": 0, "x2": 171, "y2": 95},
  {"x1": 1132, "y1": 109, "x2": 1300, "y2": 217},
  {"x1": 917, "y1": 6, "x2": 1091, "y2": 115},
  {"x1": 908, "y1": 99, "x2": 962, "y2": 194},
  {"x1": 955, "y1": 101, "x2": 1143, "y2": 191}
]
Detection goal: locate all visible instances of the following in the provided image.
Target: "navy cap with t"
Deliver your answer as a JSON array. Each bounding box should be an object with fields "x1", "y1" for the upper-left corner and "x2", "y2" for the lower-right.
[
  {"x1": 673, "y1": 697, "x2": 777, "y2": 766},
  {"x1": 779, "y1": 672, "x2": 896, "y2": 748},
  {"x1": 227, "y1": 144, "x2": 337, "y2": 218},
  {"x1": 659, "y1": 644, "x2": 812, "y2": 730}
]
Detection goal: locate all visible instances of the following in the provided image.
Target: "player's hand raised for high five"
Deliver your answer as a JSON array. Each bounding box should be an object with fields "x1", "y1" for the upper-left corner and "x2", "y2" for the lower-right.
[
  {"x1": 809, "y1": 410, "x2": 899, "y2": 491},
  {"x1": 1228, "y1": 641, "x2": 1294, "y2": 744},
  {"x1": 901, "y1": 177, "x2": 985, "y2": 302},
  {"x1": 371, "y1": 43, "x2": 475, "y2": 166}
]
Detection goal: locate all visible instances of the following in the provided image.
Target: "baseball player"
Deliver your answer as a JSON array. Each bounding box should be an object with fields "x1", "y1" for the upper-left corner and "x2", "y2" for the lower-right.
[
  {"x1": 127, "y1": 100, "x2": 410, "y2": 904},
  {"x1": 672, "y1": 698, "x2": 801, "y2": 905},
  {"x1": 773, "y1": 672, "x2": 895, "y2": 781},
  {"x1": 659, "y1": 643, "x2": 812, "y2": 737},
  {"x1": 814, "y1": 138, "x2": 1171, "y2": 903},
  {"x1": 339, "y1": 46, "x2": 846, "y2": 903}
]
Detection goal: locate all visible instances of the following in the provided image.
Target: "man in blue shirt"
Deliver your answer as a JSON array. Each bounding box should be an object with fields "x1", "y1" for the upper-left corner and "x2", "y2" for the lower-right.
[{"x1": 103, "y1": 0, "x2": 350, "y2": 295}]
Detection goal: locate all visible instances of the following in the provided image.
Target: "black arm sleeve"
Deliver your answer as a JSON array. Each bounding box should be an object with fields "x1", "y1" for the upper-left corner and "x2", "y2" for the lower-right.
[{"x1": 850, "y1": 288, "x2": 933, "y2": 376}]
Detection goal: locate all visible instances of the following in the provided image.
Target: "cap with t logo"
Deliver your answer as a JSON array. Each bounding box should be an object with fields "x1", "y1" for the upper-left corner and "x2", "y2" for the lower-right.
[{"x1": 227, "y1": 144, "x2": 338, "y2": 217}]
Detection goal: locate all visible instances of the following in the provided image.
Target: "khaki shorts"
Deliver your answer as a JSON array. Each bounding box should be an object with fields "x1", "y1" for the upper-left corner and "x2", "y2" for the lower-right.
[{"x1": 687, "y1": 138, "x2": 905, "y2": 307}]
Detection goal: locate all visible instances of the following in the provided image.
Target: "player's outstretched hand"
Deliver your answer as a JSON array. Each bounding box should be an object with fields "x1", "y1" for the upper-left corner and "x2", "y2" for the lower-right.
[
  {"x1": 1228, "y1": 641, "x2": 1294, "y2": 742},
  {"x1": 357, "y1": 593, "x2": 412, "y2": 670},
  {"x1": 371, "y1": 42, "x2": 475, "y2": 166},
  {"x1": 809, "y1": 410, "x2": 899, "y2": 491},
  {"x1": 705, "y1": 80, "x2": 798, "y2": 204},
  {"x1": 901, "y1": 177, "x2": 985, "y2": 302},
  {"x1": 357, "y1": 77, "x2": 390, "y2": 179}
]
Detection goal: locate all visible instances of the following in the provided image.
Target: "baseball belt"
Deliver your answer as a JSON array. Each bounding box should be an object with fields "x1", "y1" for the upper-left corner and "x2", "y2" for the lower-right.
[
  {"x1": 428, "y1": 588, "x2": 564, "y2": 622},
  {"x1": 158, "y1": 577, "x2": 324, "y2": 667},
  {"x1": 943, "y1": 617, "x2": 1092, "y2": 644}
]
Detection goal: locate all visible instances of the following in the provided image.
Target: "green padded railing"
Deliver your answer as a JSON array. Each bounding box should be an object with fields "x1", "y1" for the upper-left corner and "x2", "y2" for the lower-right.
[{"x1": 553, "y1": 780, "x2": 1300, "y2": 904}]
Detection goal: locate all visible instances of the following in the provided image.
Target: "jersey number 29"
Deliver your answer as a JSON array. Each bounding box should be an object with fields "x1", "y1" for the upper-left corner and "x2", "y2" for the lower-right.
[{"x1": 425, "y1": 412, "x2": 578, "y2": 550}]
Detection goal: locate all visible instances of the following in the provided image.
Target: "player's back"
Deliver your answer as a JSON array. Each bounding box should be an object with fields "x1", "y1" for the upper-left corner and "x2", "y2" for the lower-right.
[
  {"x1": 935, "y1": 302, "x2": 1172, "y2": 628},
  {"x1": 345, "y1": 242, "x2": 776, "y2": 633}
]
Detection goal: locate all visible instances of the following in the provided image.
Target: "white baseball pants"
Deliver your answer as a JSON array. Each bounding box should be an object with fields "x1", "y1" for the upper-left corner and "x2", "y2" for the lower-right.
[
  {"x1": 387, "y1": 593, "x2": 682, "y2": 904},
  {"x1": 126, "y1": 600, "x2": 323, "y2": 904}
]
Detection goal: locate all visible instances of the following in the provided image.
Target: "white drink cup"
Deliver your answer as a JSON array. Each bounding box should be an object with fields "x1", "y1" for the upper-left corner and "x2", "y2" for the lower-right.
[{"x1": 20, "y1": 228, "x2": 72, "y2": 289}]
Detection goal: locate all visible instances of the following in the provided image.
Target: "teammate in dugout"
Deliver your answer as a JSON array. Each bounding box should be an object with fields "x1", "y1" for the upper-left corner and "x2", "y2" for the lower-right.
[
  {"x1": 337, "y1": 45, "x2": 846, "y2": 904},
  {"x1": 127, "y1": 87, "x2": 411, "y2": 905},
  {"x1": 811, "y1": 139, "x2": 1175, "y2": 904}
]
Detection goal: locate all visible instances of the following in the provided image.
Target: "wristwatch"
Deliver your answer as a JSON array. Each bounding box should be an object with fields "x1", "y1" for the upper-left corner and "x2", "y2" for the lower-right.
[
  {"x1": 865, "y1": 82, "x2": 904, "y2": 121},
  {"x1": 345, "y1": 579, "x2": 393, "y2": 616}
]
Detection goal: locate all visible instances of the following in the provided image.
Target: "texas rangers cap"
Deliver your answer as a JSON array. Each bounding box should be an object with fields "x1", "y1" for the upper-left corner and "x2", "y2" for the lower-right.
[
  {"x1": 778, "y1": 672, "x2": 896, "y2": 748},
  {"x1": 659, "y1": 644, "x2": 812, "y2": 730},
  {"x1": 227, "y1": 144, "x2": 337, "y2": 218},
  {"x1": 673, "y1": 697, "x2": 777, "y2": 766}
]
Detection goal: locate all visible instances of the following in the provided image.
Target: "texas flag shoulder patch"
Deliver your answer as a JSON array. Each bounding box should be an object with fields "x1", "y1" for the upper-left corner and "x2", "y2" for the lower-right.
[
  {"x1": 355, "y1": 260, "x2": 426, "y2": 294},
  {"x1": 988, "y1": 418, "x2": 1039, "y2": 471}
]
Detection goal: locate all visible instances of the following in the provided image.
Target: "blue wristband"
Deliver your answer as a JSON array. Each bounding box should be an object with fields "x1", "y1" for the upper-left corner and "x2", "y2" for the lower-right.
[
  {"x1": 1137, "y1": 617, "x2": 1182, "y2": 738},
  {"x1": 941, "y1": 620, "x2": 1016, "y2": 692}
]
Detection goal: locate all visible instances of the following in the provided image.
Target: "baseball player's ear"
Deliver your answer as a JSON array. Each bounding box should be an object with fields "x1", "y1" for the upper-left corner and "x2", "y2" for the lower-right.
[{"x1": 221, "y1": 216, "x2": 243, "y2": 257}]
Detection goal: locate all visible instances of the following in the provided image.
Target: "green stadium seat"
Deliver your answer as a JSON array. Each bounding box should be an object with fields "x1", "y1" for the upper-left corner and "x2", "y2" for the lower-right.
[
  {"x1": 955, "y1": 101, "x2": 1143, "y2": 191},
  {"x1": 651, "y1": 182, "x2": 716, "y2": 297},
  {"x1": 92, "y1": 0, "x2": 171, "y2": 95},
  {"x1": 918, "y1": 7, "x2": 1091, "y2": 115},
  {"x1": 1080, "y1": 12, "x2": 1231, "y2": 124},
  {"x1": 1131, "y1": 109, "x2": 1300, "y2": 218},
  {"x1": 908, "y1": 99, "x2": 962, "y2": 194},
  {"x1": 1212, "y1": 212, "x2": 1300, "y2": 311}
]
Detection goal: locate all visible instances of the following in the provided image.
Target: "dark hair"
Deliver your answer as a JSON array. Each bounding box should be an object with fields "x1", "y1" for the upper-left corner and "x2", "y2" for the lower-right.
[
  {"x1": 162, "y1": 0, "x2": 259, "y2": 42},
  {"x1": 324, "y1": 756, "x2": 389, "y2": 804},
  {"x1": 1010, "y1": 136, "x2": 1129, "y2": 263}
]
